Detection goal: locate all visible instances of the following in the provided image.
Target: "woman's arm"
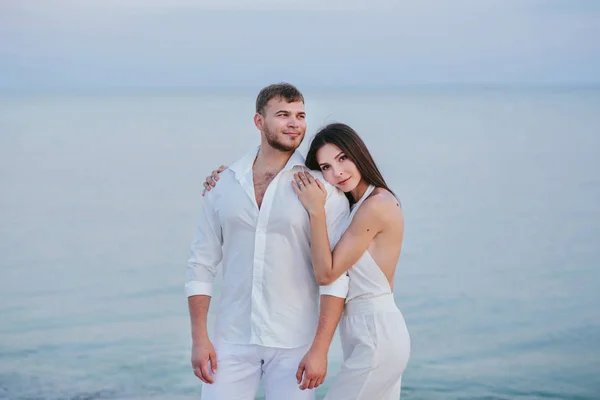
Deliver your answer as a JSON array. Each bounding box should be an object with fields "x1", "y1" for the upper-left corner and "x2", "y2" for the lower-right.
[
  {"x1": 308, "y1": 198, "x2": 389, "y2": 285},
  {"x1": 292, "y1": 172, "x2": 392, "y2": 285}
]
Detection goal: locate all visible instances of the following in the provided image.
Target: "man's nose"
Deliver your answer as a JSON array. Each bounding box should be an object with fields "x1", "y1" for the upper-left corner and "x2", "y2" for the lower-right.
[{"x1": 287, "y1": 116, "x2": 299, "y2": 127}]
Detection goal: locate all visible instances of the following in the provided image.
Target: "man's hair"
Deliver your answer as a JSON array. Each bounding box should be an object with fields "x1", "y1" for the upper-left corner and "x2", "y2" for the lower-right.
[{"x1": 255, "y1": 83, "x2": 304, "y2": 115}]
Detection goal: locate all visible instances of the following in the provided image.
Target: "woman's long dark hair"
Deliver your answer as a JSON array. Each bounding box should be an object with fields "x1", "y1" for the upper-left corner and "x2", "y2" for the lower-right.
[{"x1": 305, "y1": 123, "x2": 397, "y2": 205}]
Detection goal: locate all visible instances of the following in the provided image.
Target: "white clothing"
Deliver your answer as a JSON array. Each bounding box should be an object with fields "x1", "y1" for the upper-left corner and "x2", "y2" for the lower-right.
[
  {"x1": 200, "y1": 341, "x2": 314, "y2": 400},
  {"x1": 325, "y1": 185, "x2": 411, "y2": 400},
  {"x1": 345, "y1": 185, "x2": 396, "y2": 303},
  {"x1": 185, "y1": 145, "x2": 350, "y2": 348}
]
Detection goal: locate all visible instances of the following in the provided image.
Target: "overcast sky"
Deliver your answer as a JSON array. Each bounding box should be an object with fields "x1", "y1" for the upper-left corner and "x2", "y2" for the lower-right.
[{"x1": 1, "y1": 0, "x2": 599, "y2": 89}]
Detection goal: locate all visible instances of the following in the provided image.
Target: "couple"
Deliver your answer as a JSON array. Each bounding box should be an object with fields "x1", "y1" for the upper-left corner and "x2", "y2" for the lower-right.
[{"x1": 186, "y1": 83, "x2": 410, "y2": 400}]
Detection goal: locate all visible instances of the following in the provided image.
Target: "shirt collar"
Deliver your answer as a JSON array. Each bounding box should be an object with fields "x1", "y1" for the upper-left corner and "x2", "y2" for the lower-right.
[
  {"x1": 229, "y1": 146, "x2": 259, "y2": 180},
  {"x1": 283, "y1": 148, "x2": 307, "y2": 172},
  {"x1": 229, "y1": 145, "x2": 307, "y2": 180}
]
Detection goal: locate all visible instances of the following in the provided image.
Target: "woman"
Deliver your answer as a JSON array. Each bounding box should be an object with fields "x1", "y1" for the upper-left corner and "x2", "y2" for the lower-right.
[
  {"x1": 201, "y1": 123, "x2": 410, "y2": 399},
  {"x1": 291, "y1": 123, "x2": 410, "y2": 399}
]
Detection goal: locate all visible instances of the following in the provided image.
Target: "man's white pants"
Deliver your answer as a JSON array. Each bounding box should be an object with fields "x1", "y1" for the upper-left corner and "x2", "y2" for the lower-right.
[{"x1": 200, "y1": 341, "x2": 314, "y2": 400}]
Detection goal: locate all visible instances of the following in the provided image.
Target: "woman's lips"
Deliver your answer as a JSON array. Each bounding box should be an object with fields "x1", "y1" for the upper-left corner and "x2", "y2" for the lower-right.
[{"x1": 338, "y1": 176, "x2": 351, "y2": 185}]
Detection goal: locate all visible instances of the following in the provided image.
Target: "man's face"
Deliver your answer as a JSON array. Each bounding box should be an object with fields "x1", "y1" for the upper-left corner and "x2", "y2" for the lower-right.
[{"x1": 256, "y1": 97, "x2": 306, "y2": 152}]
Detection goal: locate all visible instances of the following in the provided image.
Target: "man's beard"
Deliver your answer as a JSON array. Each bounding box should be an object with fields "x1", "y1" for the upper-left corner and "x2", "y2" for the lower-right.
[{"x1": 264, "y1": 126, "x2": 304, "y2": 152}]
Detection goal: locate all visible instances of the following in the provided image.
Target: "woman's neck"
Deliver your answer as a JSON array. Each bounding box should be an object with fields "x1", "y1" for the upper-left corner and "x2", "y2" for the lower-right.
[{"x1": 350, "y1": 180, "x2": 370, "y2": 203}]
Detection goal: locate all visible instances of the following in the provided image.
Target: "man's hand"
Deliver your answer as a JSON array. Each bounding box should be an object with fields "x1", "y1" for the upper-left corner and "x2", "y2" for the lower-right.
[
  {"x1": 296, "y1": 348, "x2": 328, "y2": 390},
  {"x1": 202, "y1": 165, "x2": 228, "y2": 196},
  {"x1": 191, "y1": 339, "x2": 218, "y2": 384}
]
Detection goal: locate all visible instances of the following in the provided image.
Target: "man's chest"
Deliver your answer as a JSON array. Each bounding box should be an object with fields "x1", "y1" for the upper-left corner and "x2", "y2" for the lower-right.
[
  {"x1": 253, "y1": 171, "x2": 276, "y2": 209},
  {"x1": 216, "y1": 174, "x2": 309, "y2": 232}
]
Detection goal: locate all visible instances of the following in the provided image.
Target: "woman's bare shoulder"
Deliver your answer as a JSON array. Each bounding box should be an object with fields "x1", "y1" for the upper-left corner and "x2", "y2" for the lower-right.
[
  {"x1": 372, "y1": 187, "x2": 401, "y2": 206},
  {"x1": 356, "y1": 187, "x2": 403, "y2": 225}
]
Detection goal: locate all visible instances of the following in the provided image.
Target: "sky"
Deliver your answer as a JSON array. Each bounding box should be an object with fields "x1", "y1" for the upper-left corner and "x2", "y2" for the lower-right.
[{"x1": 1, "y1": 0, "x2": 599, "y2": 89}]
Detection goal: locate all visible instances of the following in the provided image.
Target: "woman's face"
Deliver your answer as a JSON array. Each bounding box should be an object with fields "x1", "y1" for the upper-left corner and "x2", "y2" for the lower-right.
[{"x1": 316, "y1": 143, "x2": 361, "y2": 192}]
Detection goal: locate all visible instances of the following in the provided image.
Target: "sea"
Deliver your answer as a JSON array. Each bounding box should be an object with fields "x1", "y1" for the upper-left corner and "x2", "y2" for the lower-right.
[{"x1": 1, "y1": 87, "x2": 599, "y2": 399}]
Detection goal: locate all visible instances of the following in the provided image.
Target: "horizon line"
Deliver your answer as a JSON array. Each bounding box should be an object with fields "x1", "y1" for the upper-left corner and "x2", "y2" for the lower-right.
[{"x1": 1, "y1": 82, "x2": 600, "y2": 96}]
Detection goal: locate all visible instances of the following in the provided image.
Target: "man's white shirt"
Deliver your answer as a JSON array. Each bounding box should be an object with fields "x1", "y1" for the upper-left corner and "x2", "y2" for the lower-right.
[{"x1": 186, "y1": 146, "x2": 350, "y2": 348}]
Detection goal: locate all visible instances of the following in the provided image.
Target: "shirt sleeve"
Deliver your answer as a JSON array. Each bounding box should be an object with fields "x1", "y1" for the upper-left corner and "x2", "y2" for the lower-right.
[
  {"x1": 185, "y1": 192, "x2": 223, "y2": 297},
  {"x1": 318, "y1": 185, "x2": 351, "y2": 298}
]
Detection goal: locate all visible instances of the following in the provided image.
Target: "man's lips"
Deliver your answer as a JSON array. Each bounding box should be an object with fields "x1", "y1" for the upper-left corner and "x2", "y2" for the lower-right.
[
  {"x1": 338, "y1": 177, "x2": 351, "y2": 185},
  {"x1": 284, "y1": 132, "x2": 301, "y2": 137}
]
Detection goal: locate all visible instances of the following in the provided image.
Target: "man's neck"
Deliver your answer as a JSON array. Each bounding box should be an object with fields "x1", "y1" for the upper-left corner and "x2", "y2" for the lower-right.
[{"x1": 253, "y1": 144, "x2": 294, "y2": 175}]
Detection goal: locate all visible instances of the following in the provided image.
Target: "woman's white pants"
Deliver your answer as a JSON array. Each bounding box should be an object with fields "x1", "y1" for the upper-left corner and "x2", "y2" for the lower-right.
[{"x1": 325, "y1": 295, "x2": 411, "y2": 400}]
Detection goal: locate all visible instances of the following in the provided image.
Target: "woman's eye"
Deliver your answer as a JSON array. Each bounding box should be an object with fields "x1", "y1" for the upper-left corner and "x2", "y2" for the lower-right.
[
  {"x1": 321, "y1": 165, "x2": 329, "y2": 171},
  {"x1": 339, "y1": 156, "x2": 347, "y2": 161}
]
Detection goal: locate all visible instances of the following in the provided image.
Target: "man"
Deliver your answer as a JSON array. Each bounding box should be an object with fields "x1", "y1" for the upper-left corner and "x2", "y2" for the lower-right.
[{"x1": 186, "y1": 83, "x2": 349, "y2": 400}]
